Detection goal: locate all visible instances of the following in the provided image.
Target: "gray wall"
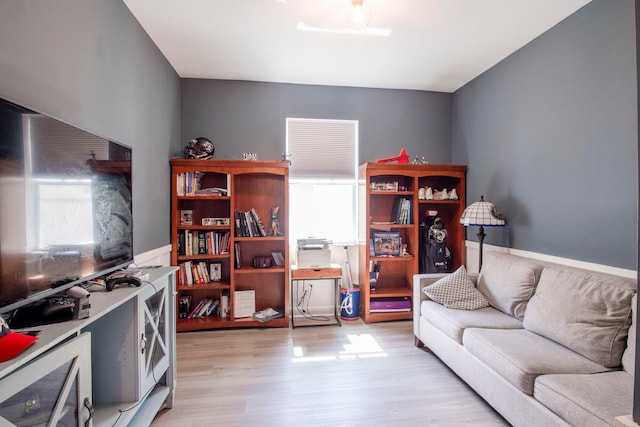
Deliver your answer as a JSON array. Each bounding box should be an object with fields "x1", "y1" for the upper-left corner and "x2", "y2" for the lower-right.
[
  {"x1": 452, "y1": 0, "x2": 638, "y2": 270},
  {"x1": 181, "y1": 79, "x2": 452, "y2": 164},
  {"x1": 0, "y1": 0, "x2": 181, "y2": 255}
]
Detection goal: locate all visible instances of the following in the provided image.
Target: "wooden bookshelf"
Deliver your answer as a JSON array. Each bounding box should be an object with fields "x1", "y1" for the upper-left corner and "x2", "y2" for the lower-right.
[
  {"x1": 358, "y1": 163, "x2": 467, "y2": 323},
  {"x1": 170, "y1": 159, "x2": 290, "y2": 331}
]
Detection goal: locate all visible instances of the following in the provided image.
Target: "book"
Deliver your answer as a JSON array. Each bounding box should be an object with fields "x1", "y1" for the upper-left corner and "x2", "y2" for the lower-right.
[
  {"x1": 178, "y1": 295, "x2": 191, "y2": 318},
  {"x1": 271, "y1": 252, "x2": 285, "y2": 267},
  {"x1": 234, "y1": 243, "x2": 241, "y2": 269},
  {"x1": 234, "y1": 290, "x2": 256, "y2": 318},
  {"x1": 195, "y1": 299, "x2": 212, "y2": 317},
  {"x1": 187, "y1": 299, "x2": 205, "y2": 318},
  {"x1": 205, "y1": 299, "x2": 219, "y2": 317},
  {"x1": 234, "y1": 208, "x2": 267, "y2": 237},
  {"x1": 252, "y1": 308, "x2": 283, "y2": 323},
  {"x1": 219, "y1": 293, "x2": 230, "y2": 319},
  {"x1": 250, "y1": 208, "x2": 267, "y2": 237}
]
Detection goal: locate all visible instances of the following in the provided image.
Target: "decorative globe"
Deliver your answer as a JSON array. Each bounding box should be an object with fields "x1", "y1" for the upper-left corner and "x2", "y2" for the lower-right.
[{"x1": 184, "y1": 137, "x2": 215, "y2": 160}]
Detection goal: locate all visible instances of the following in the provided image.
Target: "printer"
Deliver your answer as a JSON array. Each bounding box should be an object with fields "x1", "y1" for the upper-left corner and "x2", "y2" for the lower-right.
[{"x1": 296, "y1": 238, "x2": 332, "y2": 269}]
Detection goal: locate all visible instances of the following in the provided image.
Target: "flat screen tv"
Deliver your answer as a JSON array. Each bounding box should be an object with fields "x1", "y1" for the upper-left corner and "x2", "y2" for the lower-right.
[{"x1": 0, "y1": 97, "x2": 133, "y2": 316}]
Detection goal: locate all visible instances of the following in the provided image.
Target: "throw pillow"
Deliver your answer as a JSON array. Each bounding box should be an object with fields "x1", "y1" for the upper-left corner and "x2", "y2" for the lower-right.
[
  {"x1": 422, "y1": 266, "x2": 489, "y2": 310},
  {"x1": 477, "y1": 252, "x2": 544, "y2": 320}
]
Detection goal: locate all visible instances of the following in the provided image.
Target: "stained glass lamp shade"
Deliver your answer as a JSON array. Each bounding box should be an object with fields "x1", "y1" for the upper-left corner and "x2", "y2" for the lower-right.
[{"x1": 459, "y1": 196, "x2": 505, "y2": 269}]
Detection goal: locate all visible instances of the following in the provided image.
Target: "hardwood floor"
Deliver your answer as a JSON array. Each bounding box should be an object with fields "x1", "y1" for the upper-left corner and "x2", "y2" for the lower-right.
[{"x1": 152, "y1": 319, "x2": 509, "y2": 426}]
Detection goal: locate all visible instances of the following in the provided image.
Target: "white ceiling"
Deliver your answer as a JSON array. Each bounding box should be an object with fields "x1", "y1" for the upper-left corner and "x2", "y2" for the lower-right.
[{"x1": 123, "y1": 0, "x2": 592, "y2": 93}]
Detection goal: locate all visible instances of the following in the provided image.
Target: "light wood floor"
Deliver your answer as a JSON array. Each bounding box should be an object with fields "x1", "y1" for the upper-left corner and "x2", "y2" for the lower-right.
[{"x1": 151, "y1": 319, "x2": 509, "y2": 427}]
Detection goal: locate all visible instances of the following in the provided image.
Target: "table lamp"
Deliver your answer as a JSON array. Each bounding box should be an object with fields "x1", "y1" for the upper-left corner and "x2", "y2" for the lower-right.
[{"x1": 459, "y1": 195, "x2": 505, "y2": 269}]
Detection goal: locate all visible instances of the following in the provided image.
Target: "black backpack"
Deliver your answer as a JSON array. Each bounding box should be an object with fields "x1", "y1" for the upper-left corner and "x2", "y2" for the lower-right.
[{"x1": 425, "y1": 239, "x2": 450, "y2": 273}]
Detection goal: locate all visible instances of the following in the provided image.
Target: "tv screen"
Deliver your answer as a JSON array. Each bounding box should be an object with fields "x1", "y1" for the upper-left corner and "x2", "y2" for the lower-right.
[{"x1": 0, "y1": 97, "x2": 133, "y2": 315}]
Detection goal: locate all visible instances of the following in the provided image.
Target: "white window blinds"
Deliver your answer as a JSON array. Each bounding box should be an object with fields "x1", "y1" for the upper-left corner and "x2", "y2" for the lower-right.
[{"x1": 286, "y1": 118, "x2": 358, "y2": 179}]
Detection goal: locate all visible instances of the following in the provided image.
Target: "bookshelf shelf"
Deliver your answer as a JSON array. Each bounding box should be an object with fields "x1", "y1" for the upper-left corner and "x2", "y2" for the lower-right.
[
  {"x1": 370, "y1": 255, "x2": 416, "y2": 262},
  {"x1": 234, "y1": 236, "x2": 285, "y2": 242},
  {"x1": 370, "y1": 191, "x2": 414, "y2": 196},
  {"x1": 234, "y1": 267, "x2": 287, "y2": 274},
  {"x1": 358, "y1": 162, "x2": 467, "y2": 323},
  {"x1": 177, "y1": 253, "x2": 230, "y2": 261},
  {"x1": 369, "y1": 286, "x2": 412, "y2": 298},
  {"x1": 177, "y1": 282, "x2": 230, "y2": 291},
  {"x1": 171, "y1": 159, "x2": 289, "y2": 331},
  {"x1": 176, "y1": 195, "x2": 231, "y2": 201},
  {"x1": 177, "y1": 225, "x2": 231, "y2": 231}
]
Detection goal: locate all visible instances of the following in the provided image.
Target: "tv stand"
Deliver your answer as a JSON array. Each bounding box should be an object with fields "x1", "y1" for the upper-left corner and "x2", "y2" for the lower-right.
[{"x1": 0, "y1": 267, "x2": 177, "y2": 427}]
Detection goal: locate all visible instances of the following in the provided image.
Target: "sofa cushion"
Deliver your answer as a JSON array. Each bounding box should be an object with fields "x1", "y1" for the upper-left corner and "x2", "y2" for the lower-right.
[
  {"x1": 477, "y1": 252, "x2": 544, "y2": 320},
  {"x1": 463, "y1": 328, "x2": 609, "y2": 395},
  {"x1": 422, "y1": 266, "x2": 489, "y2": 310},
  {"x1": 622, "y1": 293, "x2": 637, "y2": 375},
  {"x1": 535, "y1": 371, "x2": 633, "y2": 427},
  {"x1": 523, "y1": 265, "x2": 635, "y2": 367},
  {"x1": 421, "y1": 300, "x2": 522, "y2": 344}
]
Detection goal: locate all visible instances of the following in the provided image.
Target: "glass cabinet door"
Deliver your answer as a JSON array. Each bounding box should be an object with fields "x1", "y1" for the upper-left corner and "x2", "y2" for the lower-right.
[
  {"x1": 0, "y1": 333, "x2": 92, "y2": 427},
  {"x1": 138, "y1": 276, "x2": 170, "y2": 398}
]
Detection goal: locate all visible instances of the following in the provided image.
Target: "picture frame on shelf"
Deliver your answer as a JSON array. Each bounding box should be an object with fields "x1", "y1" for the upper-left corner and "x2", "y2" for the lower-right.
[
  {"x1": 373, "y1": 231, "x2": 401, "y2": 256},
  {"x1": 180, "y1": 209, "x2": 193, "y2": 226},
  {"x1": 210, "y1": 263, "x2": 222, "y2": 281}
]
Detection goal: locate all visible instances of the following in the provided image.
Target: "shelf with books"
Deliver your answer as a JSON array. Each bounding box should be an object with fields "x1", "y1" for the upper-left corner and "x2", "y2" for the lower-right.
[
  {"x1": 171, "y1": 159, "x2": 290, "y2": 332},
  {"x1": 358, "y1": 162, "x2": 466, "y2": 324}
]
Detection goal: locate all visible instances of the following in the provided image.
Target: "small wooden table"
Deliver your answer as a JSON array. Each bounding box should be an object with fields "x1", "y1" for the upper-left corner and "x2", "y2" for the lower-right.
[{"x1": 290, "y1": 264, "x2": 342, "y2": 328}]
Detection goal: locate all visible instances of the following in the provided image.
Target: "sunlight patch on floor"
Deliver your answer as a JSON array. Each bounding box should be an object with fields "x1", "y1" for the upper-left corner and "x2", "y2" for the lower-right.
[{"x1": 292, "y1": 333, "x2": 388, "y2": 363}]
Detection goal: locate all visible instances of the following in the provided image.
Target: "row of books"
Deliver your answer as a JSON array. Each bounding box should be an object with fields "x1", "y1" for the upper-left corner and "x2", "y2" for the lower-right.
[
  {"x1": 176, "y1": 172, "x2": 204, "y2": 196},
  {"x1": 392, "y1": 197, "x2": 412, "y2": 224},
  {"x1": 176, "y1": 172, "x2": 230, "y2": 197},
  {"x1": 179, "y1": 295, "x2": 230, "y2": 319},
  {"x1": 177, "y1": 230, "x2": 230, "y2": 256},
  {"x1": 235, "y1": 209, "x2": 267, "y2": 237},
  {"x1": 178, "y1": 261, "x2": 222, "y2": 286},
  {"x1": 178, "y1": 293, "x2": 283, "y2": 323}
]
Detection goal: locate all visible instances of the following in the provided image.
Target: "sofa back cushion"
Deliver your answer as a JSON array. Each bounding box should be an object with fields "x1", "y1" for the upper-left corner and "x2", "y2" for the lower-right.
[
  {"x1": 477, "y1": 252, "x2": 544, "y2": 320},
  {"x1": 622, "y1": 293, "x2": 637, "y2": 375},
  {"x1": 523, "y1": 266, "x2": 635, "y2": 368}
]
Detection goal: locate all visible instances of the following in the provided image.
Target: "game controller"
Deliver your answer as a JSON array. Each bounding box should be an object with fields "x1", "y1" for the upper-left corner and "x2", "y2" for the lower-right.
[{"x1": 105, "y1": 274, "x2": 142, "y2": 291}]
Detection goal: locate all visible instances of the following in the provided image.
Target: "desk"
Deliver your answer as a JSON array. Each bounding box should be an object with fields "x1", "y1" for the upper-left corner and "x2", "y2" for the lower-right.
[{"x1": 291, "y1": 264, "x2": 342, "y2": 328}]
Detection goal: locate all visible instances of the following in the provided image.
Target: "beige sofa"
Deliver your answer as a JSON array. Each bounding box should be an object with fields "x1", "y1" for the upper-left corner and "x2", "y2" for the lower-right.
[{"x1": 413, "y1": 251, "x2": 636, "y2": 427}]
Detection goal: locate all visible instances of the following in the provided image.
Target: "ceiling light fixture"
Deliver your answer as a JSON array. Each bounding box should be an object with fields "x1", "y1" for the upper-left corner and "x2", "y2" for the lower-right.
[
  {"x1": 346, "y1": 0, "x2": 371, "y2": 30},
  {"x1": 296, "y1": 22, "x2": 391, "y2": 37}
]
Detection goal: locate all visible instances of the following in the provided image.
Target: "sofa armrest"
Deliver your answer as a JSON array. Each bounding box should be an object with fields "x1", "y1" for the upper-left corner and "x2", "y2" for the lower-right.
[
  {"x1": 413, "y1": 273, "x2": 447, "y2": 338},
  {"x1": 412, "y1": 271, "x2": 479, "y2": 338}
]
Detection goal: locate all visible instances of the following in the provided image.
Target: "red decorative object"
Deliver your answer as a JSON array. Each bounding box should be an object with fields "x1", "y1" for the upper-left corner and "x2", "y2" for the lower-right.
[{"x1": 377, "y1": 149, "x2": 410, "y2": 164}]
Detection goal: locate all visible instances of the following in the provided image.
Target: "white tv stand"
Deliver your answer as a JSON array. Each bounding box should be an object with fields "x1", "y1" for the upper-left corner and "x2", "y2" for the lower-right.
[{"x1": 0, "y1": 266, "x2": 177, "y2": 427}]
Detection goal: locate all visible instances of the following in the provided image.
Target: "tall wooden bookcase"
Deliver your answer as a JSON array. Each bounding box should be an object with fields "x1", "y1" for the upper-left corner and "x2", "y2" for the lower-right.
[
  {"x1": 358, "y1": 163, "x2": 467, "y2": 323},
  {"x1": 170, "y1": 159, "x2": 289, "y2": 331}
]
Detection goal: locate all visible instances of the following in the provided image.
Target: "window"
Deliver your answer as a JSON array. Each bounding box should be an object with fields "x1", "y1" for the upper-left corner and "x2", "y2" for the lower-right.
[
  {"x1": 34, "y1": 179, "x2": 94, "y2": 248},
  {"x1": 286, "y1": 118, "x2": 358, "y2": 244}
]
